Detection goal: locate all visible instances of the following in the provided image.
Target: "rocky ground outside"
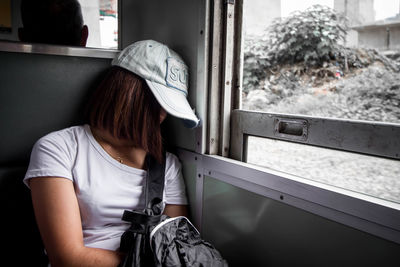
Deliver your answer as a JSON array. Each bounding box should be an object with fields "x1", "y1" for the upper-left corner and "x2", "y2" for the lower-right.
[{"x1": 243, "y1": 50, "x2": 400, "y2": 123}]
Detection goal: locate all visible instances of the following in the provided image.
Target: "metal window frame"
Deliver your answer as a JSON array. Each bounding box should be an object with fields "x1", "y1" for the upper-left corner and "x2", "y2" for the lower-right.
[
  {"x1": 178, "y1": 149, "x2": 400, "y2": 244},
  {"x1": 206, "y1": 0, "x2": 243, "y2": 157},
  {"x1": 227, "y1": 108, "x2": 400, "y2": 243},
  {"x1": 230, "y1": 0, "x2": 400, "y2": 163},
  {"x1": 208, "y1": 0, "x2": 400, "y2": 245},
  {"x1": 0, "y1": 0, "x2": 122, "y2": 58},
  {"x1": 0, "y1": 41, "x2": 118, "y2": 59},
  {"x1": 206, "y1": 0, "x2": 224, "y2": 155},
  {"x1": 206, "y1": 0, "x2": 234, "y2": 156},
  {"x1": 231, "y1": 109, "x2": 400, "y2": 162}
]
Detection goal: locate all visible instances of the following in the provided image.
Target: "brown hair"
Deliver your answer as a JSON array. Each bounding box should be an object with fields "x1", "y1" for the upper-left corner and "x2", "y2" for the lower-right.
[{"x1": 89, "y1": 66, "x2": 163, "y2": 162}]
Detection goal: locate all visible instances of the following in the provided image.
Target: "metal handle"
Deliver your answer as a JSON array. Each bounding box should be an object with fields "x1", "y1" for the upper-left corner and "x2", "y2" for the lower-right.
[{"x1": 274, "y1": 118, "x2": 308, "y2": 141}]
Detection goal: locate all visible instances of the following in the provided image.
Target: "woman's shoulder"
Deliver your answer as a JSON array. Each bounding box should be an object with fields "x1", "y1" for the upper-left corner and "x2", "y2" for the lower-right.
[
  {"x1": 165, "y1": 151, "x2": 181, "y2": 166},
  {"x1": 164, "y1": 152, "x2": 183, "y2": 179},
  {"x1": 34, "y1": 125, "x2": 89, "y2": 151},
  {"x1": 25, "y1": 126, "x2": 89, "y2": 184},
  {"x1": 38, "y1": 125, "x2": 87, "y2": 141}
]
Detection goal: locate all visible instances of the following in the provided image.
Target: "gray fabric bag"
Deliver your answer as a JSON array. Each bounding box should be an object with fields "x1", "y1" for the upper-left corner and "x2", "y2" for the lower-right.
[
  {"x1": 119, "y1": 153, "x2": 228, "y2": 267},
  {"x1": 150, "y1": 215, "x2": 228, "y2": 267}
]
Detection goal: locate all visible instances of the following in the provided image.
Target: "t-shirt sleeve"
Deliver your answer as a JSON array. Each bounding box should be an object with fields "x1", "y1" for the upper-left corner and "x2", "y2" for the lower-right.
[
  {"x1": 164, "y1": 153, "x2": 188, "y2": 205},
  {"x1": 23, "y1": 132, "x2": 74, "y2": 188}
]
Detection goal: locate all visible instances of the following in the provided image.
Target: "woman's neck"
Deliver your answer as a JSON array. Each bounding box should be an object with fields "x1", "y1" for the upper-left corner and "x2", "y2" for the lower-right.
[{"x1": 91, "y1": 126, "x2": 147, "y2": 169}]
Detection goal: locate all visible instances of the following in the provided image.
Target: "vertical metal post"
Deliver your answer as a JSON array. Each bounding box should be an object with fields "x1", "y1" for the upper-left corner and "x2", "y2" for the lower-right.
[
  {"x1": 207, "y1": 0, "x2": 224, "y2": 155},
  {"x1": 232, "y1": 0, "x2": 244, "y2": 110},
  {"x1": 195, "y1": 155, "x2": 204, "y2": 232},
  {"x1": 386, "y1": 27, "x2": 391, "y2": 50},
  {"x1": 230, "y1": 110, "x2": 244, "y2": 161},
  {"x1": 195, "y1": 0, "x2": 210, "y2": 155},
  {"x1": 220, "y1": 0, "x2": 235, "y2": 157}
]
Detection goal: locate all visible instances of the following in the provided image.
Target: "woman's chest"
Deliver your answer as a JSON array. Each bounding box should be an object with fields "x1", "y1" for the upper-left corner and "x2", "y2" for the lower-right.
[{"x1": 72, "y1": 159, "x2": 147, "y2": 228}]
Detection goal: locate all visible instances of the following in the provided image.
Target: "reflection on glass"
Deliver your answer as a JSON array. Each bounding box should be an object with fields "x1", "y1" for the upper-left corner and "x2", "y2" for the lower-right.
[
  {"x1": 0, "y1": 0, "x2": 12, "y2": 33},
  {"x1": 18, "y1": 0, "x2": 89, "y2": 46},
  {"x1": 242, "y1": 0, "x2": 400, "y2": 124},
  {"x1": 246, "y1": 136, "x2": 400, "y2": 203},
  {"x1": 80, "y1": 0, "x2": 118, "y2": 49},
  {"x1": 0, "y1": 0, "x2": 118, "y2": 49}
]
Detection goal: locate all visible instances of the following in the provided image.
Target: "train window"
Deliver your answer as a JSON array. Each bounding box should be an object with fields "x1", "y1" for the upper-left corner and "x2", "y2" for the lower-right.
[
  {"x1": 242, "y1": 0, "x2": 399, "y2": 123},
  {"x1": 246, "y1": 136, "x2": 400, "y2": 203},
  {"x1": 229, "y1": 0, "x2": 400, "y2": 202},
  {"x1": 0, "y1": 0, "x2": 119, "y2": 49}
]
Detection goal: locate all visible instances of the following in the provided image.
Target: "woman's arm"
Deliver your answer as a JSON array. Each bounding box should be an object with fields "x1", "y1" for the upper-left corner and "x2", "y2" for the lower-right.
[
  {"x1": 163, "y1": 204, "x2": 189, "y2": 218},
  {"x1": 30, "y1": 177, "x2": 123, "y2": 267}
]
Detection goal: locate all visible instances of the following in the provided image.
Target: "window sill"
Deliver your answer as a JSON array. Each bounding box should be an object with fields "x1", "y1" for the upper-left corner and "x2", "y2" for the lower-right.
[
  {"x1": 178, "y1": 149, "x2": 400, "y2": 244},
  {"x1": 0, "y1": 40, "x2": 119, "y2": 59}
]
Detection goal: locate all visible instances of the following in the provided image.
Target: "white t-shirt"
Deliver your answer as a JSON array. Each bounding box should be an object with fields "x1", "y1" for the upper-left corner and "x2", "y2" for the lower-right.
[{"x1": 24, "y1": 125, "x2": 188, "y2": 251}]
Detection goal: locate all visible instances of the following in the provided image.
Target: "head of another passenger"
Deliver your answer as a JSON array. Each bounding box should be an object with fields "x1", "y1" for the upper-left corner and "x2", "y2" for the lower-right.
[
  {"x1": 19, "y1": 0, "x2": 88, "y2": 46},
  {"x1": 88, "y1": 40, "x2": 200, "y2": 163}
]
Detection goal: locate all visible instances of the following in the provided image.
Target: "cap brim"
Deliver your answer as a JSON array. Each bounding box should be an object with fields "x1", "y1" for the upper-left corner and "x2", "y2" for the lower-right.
[{"x1": 146, "y1": 80, "x2": 200, "y2": 128}]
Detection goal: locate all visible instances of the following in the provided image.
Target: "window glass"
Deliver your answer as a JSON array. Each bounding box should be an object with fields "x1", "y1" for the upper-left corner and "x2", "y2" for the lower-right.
[
  {"x1": 246, "y1": 136, "x2": 400, "y2": 203},
  {"x1": 242, "y1": 0, "x2": 400, "y2": 203},
  {"x1": 242, "y1": 0, "x2": 400, "y2": 124},
  {"x1": 80, "y1": 0, "x2": 118, "y2": 49},
  {"x1": 0, "y1": 0, "x2": 118, "y2": 49},
  {"x1": 0, "y1": 0, "x2": 12, "y2": 33}
]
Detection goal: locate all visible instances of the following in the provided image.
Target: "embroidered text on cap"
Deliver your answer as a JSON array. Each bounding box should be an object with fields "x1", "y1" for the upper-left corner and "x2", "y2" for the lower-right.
[{"x1": 166, "y1": 57, "x2": 188, "y2": 95}]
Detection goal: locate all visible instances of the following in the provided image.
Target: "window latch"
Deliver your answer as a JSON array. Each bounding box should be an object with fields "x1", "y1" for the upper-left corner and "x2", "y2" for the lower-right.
[{"x1": 274, "y1": 118, "x2": 308, "y2": 141}]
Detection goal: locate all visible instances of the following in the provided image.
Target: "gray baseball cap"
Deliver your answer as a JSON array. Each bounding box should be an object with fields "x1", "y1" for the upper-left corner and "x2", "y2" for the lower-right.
[{"x1": 112, "y1": 40, "x2": 200, "y2": 128}]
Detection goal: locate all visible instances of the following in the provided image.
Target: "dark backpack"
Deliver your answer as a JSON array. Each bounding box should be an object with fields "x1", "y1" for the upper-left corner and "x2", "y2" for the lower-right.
[{"x1": 119, "y1": 154, "x2": 228, "y2": 267}]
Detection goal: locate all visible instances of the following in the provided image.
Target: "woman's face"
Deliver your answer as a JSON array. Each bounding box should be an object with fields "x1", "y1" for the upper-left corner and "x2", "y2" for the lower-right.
[{"x1": 160, "y1": 108, "x2": 167, "y2": 123}]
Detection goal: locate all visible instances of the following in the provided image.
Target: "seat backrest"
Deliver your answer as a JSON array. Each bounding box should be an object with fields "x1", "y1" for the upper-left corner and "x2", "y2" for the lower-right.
[{"x1": 0, "y1": 50, "x2": 111, "y2": 266}]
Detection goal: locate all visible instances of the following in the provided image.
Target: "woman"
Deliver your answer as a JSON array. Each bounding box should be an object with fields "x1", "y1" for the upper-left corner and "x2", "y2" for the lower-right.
[{"x1": 23, "y1": 40, "x2": 200, "y2": 266}]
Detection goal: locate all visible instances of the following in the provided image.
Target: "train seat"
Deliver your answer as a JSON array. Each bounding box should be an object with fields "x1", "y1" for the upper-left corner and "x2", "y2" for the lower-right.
[{"x1": 0, "y1": 50, "x2": 111, "y2": 266}]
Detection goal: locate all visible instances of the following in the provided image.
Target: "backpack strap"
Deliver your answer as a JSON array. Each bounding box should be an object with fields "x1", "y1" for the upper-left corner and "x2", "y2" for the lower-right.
[
  {"x1": 119, "y1": 152, "x2": 167, "y2": 265},
  {"x1": 121, "y1": 152, "x2": 166, "y2": 228},
  {"x1": 144, "y1": 153, "x2": 166, "y2": 210}
]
